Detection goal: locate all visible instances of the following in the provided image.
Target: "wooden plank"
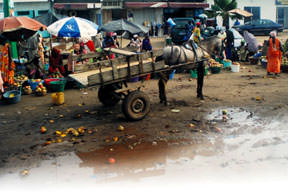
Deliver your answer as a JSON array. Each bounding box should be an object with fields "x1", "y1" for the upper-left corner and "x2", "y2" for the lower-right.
[
  {"x1": 72, "y1": 52, "x2": 103, "y2": 60},
  {"x1": 103, "y1": 48, "x2": 136, "y2": 56},
  {"x1": 62, "y1": 59, "x2": 68, "y2": 65},
  {"x1": 88, "y1": 59, "x2": 166, "y2": 86}
]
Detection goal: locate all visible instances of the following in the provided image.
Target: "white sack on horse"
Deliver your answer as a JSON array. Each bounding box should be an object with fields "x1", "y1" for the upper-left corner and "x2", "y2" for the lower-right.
[{"x1": 162, "y1": 36, "x2": 223, "y2": 66}]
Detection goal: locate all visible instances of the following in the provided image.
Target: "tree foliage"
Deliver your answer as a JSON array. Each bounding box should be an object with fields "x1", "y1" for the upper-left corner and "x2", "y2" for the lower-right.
[{"x1": 207, "y1": 0, "x2": 238, "y2": 27}]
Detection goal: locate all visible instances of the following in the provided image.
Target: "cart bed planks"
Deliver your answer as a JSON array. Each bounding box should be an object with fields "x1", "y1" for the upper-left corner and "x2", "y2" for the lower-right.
[{"x1": 68, "y1": 50, "x2": 166, "y2": 87}]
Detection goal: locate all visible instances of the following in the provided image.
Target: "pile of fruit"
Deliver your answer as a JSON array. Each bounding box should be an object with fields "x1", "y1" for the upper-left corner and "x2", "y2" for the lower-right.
[
  {"x1": 9, "y1": 93, "x2": 15, "y2": 98},
  {"x1": 23, "y1": 86, "x2": 32, "y2": 95},
  {"x1": 15, "y1": 75, "x2": 28, "y2": 83},
  {"x1": 232, "y1": 62, "x2": 240, "y2": 65},
  {"x1": 30, "y1": 79, "x2": 42, "y2": 83},
  {"x1": 35, "y1": 83, "x2": 47, "y2": 96},
  {"x1": 48, "y1": 69, "x2": 63, "y2": 78},
  {"x1": 13, "y1": 81, "x2": 22, "y2": 88},
  {"x1": 209, "y1": 58, "x2": 223, "y2": 68},
  {"x1": 223, "y1": 59, "x2": 232, "y2": 63}
]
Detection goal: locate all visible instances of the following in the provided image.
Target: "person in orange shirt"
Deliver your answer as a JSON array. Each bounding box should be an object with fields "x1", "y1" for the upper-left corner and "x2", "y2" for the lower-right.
[
  {"x1": 0, "y1": 42, "x2": 15, "y2": 86},
  {"x1": 266, "y1": 31, "x2": 283, "y2": 76}
]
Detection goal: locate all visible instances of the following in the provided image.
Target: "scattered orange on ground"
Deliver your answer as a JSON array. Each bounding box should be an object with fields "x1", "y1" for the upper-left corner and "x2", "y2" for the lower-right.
[{"x1": 108, "y1": 157, "x2": 116, "y2": 164}]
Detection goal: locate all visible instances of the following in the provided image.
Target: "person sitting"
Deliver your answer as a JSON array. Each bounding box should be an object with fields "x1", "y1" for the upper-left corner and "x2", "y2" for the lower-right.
[
  {"x1": 68, "y1": 43, "x2": 88, "y2": 73},
  {"x1": 102, "y1": 32, "x2": 116, "y2": 59},
  {"x1": 49, "y1": 48, "x2": 65, "y2": 76},
  {"x1": 112, "y1": 33, "x2": 120, "y2": 48},
  {"x1": 141, "y1": 34, "x2": 152, "y2": 52},
  {"x1": 128, "y1": 34, "x2": 142, "y2": 53}
]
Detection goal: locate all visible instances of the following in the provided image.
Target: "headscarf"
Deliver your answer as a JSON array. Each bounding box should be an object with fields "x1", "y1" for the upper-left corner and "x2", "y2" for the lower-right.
[
  {"x1": 243, "y1": 31, "x2": 258, "y2": 53},
  {"x1": 269, "y1": 31, "x2": 277, "y2": 38}
]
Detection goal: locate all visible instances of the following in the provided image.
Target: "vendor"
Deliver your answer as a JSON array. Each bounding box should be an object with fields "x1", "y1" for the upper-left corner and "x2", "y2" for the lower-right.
[
  {"x1": 128, "y1": 34, "x2": 141, "y2": 53},
  {"x1": 49, "y1": 47, "x2": 65, "y2": 76},
  {"x1": 102, "y1": 32, "x2": 116, "y2": 59},
  {"x1": 68, "y1": 43, "x2": 88, "y2": 73},
  {"x1": 0, "y1": 37, "x2": 15, "y2": 88}
]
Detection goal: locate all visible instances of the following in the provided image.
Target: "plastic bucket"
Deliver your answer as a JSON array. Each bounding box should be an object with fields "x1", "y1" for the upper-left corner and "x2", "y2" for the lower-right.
[
  {"x1": 261, "y1": 60, "x2": 267, "y2": 68},
  {"x1": 190, "y1": 69, "x2": 198, "y2": 78},
  {"x1": 49, "y1": 79, "x2": 66, "y2": 92},
  {"x1": 3, "y1": 90, "x2": 21, "y2": 104},
  {"x1": 221, "y1": 60, "x2": 232, "y2": 68},
  {"x1": 210, "y1": 67, "x2": 221, "y2": 74},
  {"x1": 231, "y1": 64, "x2": 240, "y2": 72},
  {"x1": 190, "y1": 68, "x2": 208, "y2": 78},
  {"x1": 44, "y1": 78, "x2": 65, "y2": 86},
  {"x1": 145, "y1": 74, "x2": 151, "y2": 81},
  {"x1": 51, "y1": 92, "x2": 65, "y2": 105},
  {"x1": 169, "y1": 70, "x2": 176, "y2": 80}
]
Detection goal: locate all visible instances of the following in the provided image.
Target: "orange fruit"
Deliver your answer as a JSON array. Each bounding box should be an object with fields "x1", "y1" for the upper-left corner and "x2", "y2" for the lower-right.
[
  {"x1": 108, "y1": 157, "x2": 116, "y2": 164},
  {"x1": 40, "y1": 126, "x2": 47, "y2": 134}
]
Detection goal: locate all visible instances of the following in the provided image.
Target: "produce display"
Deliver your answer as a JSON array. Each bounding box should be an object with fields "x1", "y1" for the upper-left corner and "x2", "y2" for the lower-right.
[
  {"x1": 232, "y1": 62, "x2": 240, "y2": 65},
  {"x1": 15, "y1": 75, "x2": 28, "y2": 82},
  {"x1": 35, "y1": 83, "x2": 47, "y2": 96},
  {"x1": 48, "y1": 69, "x2": 63, "y2": 78},
  {"x1": 209, "y1": 58, "x2": 223, "y2": 68},
  {"x1": 23, "y1": 86, "x2": 32, "y2": 95}
]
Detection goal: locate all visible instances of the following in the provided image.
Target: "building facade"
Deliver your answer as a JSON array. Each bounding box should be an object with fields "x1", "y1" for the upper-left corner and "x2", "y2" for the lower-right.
[
  {"x1": 0, "y1": 0, "x2": 50, "y2": 19},
  {"x1": 208, "y1": 0, "x2": 288, "y2": 28},
  {"x1": 125, "y1": 0, "x2": 209, "y2": 26}
]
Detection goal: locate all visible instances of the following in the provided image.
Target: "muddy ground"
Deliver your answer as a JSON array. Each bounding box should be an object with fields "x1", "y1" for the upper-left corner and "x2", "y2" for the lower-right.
[{"x1": 0, "y1": 34, "x2": 288, "y2": 190}]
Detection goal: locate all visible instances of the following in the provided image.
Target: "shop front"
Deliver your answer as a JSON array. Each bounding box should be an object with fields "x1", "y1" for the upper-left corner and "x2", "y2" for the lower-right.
[
  {"x1": 54, "y1": 2, "x2": 102, "y2": 25},
  {"x1": 276, "y1": 0, "x2": 288, "y2": 28}
]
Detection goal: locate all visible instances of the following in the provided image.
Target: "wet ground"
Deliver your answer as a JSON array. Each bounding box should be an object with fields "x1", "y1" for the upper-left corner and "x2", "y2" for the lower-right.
[
  {"x1": 1, "y1": 34, "x2": 288, "y2": 191},
  {"x1": 1, "y1": 105, "x2": 288, "y2": 192}
]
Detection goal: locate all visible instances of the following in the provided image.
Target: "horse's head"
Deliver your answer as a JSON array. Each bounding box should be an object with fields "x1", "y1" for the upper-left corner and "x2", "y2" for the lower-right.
[{"x1": 199, "y1": 36, "x2": 224, "y2": 60}]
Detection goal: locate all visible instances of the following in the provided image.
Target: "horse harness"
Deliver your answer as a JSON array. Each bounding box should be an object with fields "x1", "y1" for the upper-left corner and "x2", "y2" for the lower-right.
[{"x1": 167, "y1": 41, "x2": 205, "y2": 66}]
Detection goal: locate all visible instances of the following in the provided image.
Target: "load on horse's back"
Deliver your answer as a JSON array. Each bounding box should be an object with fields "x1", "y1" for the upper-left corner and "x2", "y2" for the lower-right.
[{"x1": 157, "y1": 35, "x2": 223, "y2": 104}]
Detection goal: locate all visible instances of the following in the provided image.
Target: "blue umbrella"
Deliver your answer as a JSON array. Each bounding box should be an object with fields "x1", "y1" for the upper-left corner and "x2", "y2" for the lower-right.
[{"x1": 47, "y1": 16, "x2": 98, "y2": 38}]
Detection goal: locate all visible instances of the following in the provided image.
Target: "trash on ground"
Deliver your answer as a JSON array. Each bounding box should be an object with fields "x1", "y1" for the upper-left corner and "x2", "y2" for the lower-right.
[
  {"x1": 171, "y1": 109, "x2": 180, "y2": 113},
  {"x1": 108, "y1": 157, "x2": 116, "y2": 164},
  {"x1": 117, "y1": 125, "x2": 125, "y2": 131},
  {"x1": 21, "y1": 169, "x2": 29, "y2": 176}
]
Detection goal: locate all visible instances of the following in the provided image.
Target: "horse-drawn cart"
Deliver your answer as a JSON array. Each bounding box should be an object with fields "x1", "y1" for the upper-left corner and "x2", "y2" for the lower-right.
[{"x1": 69, "y1": 48, "x2": 208, "y2": 121}]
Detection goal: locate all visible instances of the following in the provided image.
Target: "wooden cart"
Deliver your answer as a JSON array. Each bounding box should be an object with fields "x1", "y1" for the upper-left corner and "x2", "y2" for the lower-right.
[{"x1": 69, "y1": 48, "x2": 207, "y2": 121}]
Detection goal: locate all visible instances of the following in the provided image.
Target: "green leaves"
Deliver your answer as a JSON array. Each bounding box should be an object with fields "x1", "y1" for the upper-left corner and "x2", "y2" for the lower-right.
[{"x1": 211, "y1": 0, "x2": 238, "y2": 26}]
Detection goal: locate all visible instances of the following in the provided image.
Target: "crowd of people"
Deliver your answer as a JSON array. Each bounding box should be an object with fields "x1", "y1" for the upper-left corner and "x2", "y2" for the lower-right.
[{"x1": 1, "y1": 16, "x2": 287, "y2": 94}]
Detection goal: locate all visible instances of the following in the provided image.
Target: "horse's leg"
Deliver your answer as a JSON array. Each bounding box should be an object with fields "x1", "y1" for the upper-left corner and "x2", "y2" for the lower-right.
[
  {"x1": 197, "y1": 61, "x2": 205, "y2": 100},
  {"x1": 158, "y1": 72, "x2": 169, "y2": 105}
]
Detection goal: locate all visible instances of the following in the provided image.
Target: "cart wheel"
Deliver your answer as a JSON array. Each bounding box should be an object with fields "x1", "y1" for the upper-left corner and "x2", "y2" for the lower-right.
[
  {"x1": 122, "y1": 91, "x2": 150, "y2": 121},
  {"x1": 98, "y1": 84, "x2": 121, "y2": 106}
]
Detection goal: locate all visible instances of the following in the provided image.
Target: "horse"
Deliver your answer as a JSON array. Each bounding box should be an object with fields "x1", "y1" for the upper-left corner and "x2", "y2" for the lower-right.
[{"x1": 157, "y1": 36, "x2": 224, "y2": 105}]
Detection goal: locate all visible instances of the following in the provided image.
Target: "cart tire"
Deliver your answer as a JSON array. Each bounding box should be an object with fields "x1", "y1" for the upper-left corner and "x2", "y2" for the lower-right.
[
  {"x1": 122, "y1": 91, "x2": 150, "y2": 121},
  {"x1": 98, "y1": 85, "x2": 121, "y2": 106}
]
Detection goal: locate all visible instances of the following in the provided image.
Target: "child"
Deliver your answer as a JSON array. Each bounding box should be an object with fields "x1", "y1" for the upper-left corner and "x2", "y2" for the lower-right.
[{"x1": 141, "y1": 34, "x2": 152, "y2": 52}]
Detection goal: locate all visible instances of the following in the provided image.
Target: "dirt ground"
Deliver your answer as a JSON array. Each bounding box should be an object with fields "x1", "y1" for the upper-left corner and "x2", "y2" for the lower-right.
[{"x1": 1, "y1": 33, "x2": 288, "y2": 184}]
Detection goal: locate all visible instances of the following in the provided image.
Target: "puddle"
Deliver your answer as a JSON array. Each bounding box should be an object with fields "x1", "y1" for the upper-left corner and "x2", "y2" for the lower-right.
[{"x1": 1, "y1": 108, "x2": 288, "y2": 191}]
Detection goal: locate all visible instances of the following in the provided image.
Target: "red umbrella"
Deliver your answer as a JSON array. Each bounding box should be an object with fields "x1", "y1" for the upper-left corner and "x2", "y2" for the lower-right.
[{"x1": 0, "y1": 16, "x2": 46, "y2": 41}]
